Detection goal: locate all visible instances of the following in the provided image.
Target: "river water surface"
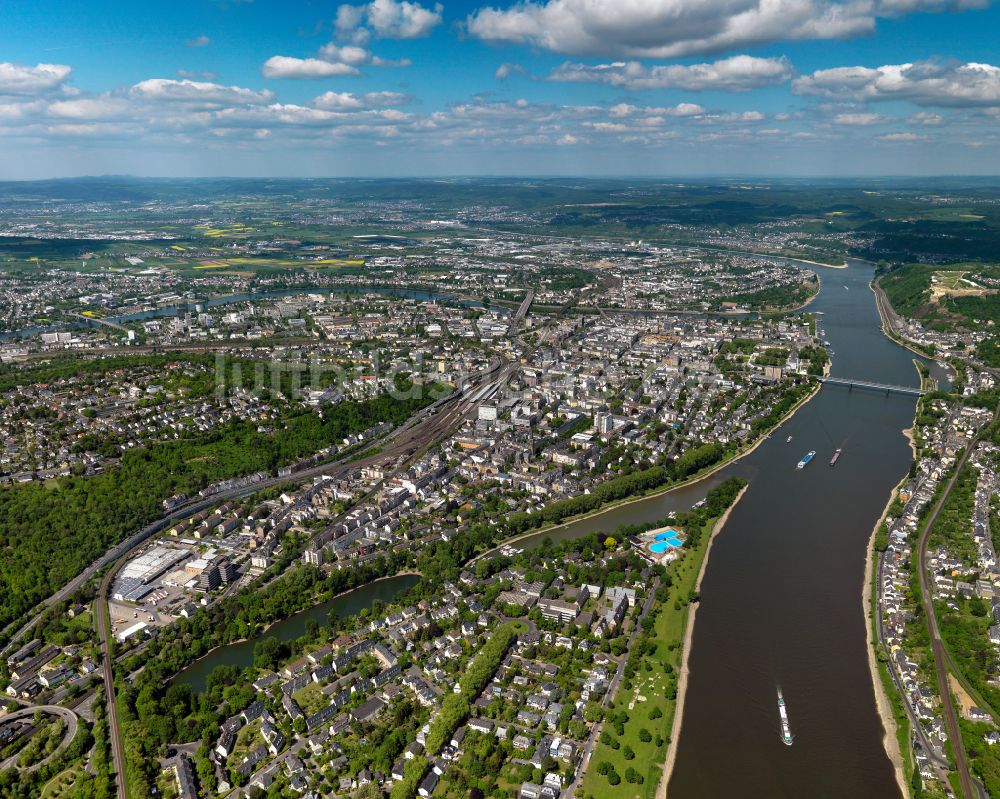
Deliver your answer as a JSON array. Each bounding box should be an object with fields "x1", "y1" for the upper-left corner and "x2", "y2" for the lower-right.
[
  {"x1": 177, "y1": 260, "x2": 921, "y2": 795},
  {"x1": 517, "y1": 259, "x2": 931, "y2": 797},
  {"x1": 666, "y1": 260, "x2": 920, "y2": 798},
  {"x1": 172, "y1": 573, "x2": 420, "y2": 694}
]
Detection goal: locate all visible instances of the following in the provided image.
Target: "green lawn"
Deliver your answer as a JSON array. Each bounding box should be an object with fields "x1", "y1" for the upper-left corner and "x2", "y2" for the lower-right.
[
  {"x1": 156, "y1": 769, "x2": 180, "y2": 799},
  {"x1": 935, "y1": 271, "x2": 969, "y2": 289},
  {"x1": 293, "y1": 682, "x2": 327, "y2": 716},
  {"x1": 579, "y1": 515, "x2": 719, "y2": 799},
  {"x1": 40, "y1": 767, "x2": 77, "y2": 799}
]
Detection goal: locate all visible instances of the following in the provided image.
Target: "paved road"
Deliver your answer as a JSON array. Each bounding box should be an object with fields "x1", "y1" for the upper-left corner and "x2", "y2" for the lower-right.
[
  {"x1": 567, "y1": 580, "x2": 658, "y2": 797},
  {"x1": 0, "y1": 705, "x2": 79, "y2": 774},
  {"x1": 67, "y1": 312, "x2": 127, "y2": 332},
  {"x1": 917, "y1": 442, "x2": 980, "y2": 799},
  {"x1": 874, "y1": 548, "x2": 952, "y2": 779}
]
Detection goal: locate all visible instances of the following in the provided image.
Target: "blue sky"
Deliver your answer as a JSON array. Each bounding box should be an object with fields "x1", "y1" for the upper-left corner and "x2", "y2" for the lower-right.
[{"x1": 0, "y1": 0, "x2": 999, "y2": 177}]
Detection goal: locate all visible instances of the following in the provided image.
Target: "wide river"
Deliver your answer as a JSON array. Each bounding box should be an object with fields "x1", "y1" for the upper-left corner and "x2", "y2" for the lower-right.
[
  {"x1": 178, "y1": 258, "x2": 923, "y2": 794},
  {"x1": 517, "y1": 258, "x2": 935, "y2": 797}
]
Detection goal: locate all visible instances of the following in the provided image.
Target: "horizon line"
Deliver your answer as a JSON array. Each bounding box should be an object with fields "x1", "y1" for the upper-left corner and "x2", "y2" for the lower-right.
[{"x1": 4, "y1": 173, "x2": 1000, "y2": 182}]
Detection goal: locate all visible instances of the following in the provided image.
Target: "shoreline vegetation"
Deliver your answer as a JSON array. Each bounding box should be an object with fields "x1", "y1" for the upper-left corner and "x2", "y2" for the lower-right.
[
  {"x1": 668, "y1": 242, "x2": 850, "y2": 271},
  {"x1": 576, "y1": 477, "x2": 747, "y2": 799},
  {"x1": 655, "y1": 484, "x2": 749, "y2": 798},
  {"x1": 475, "y1": 380, "x2": 822, "y2": 561},
  {"x1": 864, "y1": 477, "x2": 911, "y2": 796},
  {"x1": 868, "y1": 274, "x2": 934, "y2": 796},
  {"x1": 168, "y1": 571, "x2": 422, "y2": 685},
  {"x1": 871, "y1": 275, "x2": 941, "y2": 365}
]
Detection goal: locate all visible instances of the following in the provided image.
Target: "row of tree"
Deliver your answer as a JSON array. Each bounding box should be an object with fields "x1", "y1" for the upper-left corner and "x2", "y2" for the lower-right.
[{"x1": 424, "y1": 624, "x2": 517, "y2": 756}]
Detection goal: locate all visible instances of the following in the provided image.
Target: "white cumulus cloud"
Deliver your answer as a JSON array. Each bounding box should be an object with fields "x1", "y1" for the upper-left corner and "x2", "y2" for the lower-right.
[
  {"x1": 318, "y1": 44, "x2": 374, "y2": 66},
  {"x1": 793, "y1": 61, "x2": 1000, "y2": 106},
  {"x1": 262, "y1": 57, "x2": 361, "y2": 79},
  {"x1": 609, "y1": 102, "x2": 705, "y2": 117},
  {"x1": 317, "y1": 43, "x2": 411, "y2": 68},
  {"x1": 48, "y1": 97, "x2": 129, "y2": 119},
  {"x1": 313, "y1": 91, "x2": 365, "y2": 110},
  {"x1": 495, "y1": 62, "x2": 527, "y2": 80},
  {"x1": 0, "y1": 62, "x2": 72, "y2": 95},
  {"x1": 877, "y1": 131, "x2": 927, "y2": 141},
  {"x1": 362, "y1": 91, "x2": 412, "y2": 106},
  {"x1": 313, "y1": 90, "x2": 411, "y2": 109},
  {"x1": 832, "y1": 112, "x2": 884, "y2": 124},
  {"x1": 466, "y1": 0, "x2": 987, "y2": 59},
  {"x1": 131, "y1": 78, "x2": 274, "y2": 105},
  {"x1": 549, "y1": 55, "x2": 795, "y2": 91},
  {"x1": 336, "y1": 0, "x2": 443, "y2": 39}
]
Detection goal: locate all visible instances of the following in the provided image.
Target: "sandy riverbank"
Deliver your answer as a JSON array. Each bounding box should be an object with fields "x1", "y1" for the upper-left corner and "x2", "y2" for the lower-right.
[
  {"x1": 473, "y1": 381, "x2": 822, "y2": 561},
  {"x1": 863, "y1": 480, "x2": 909, "y2": 796},
  {"x1": 795, "y1": 257, "x2": 848, "y2": 269},
  {"x1": 656, "y1": 484, "x2": 748, "y2": 799}
]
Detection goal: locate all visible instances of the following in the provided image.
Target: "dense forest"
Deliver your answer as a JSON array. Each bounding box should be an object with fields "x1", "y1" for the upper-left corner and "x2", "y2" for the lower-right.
[
  {"x1": 717, "y1": 275, "x2": 817, "y2": 312},
  {"x1": 880, "y1": 263, "x2": 1000, "y2": 333},
  {"x1": 879, "y1": 264, "x2": 934, "y2": 319},
  {"x1": 0, "y1": 381, "x2": 438, "y2": 633}
]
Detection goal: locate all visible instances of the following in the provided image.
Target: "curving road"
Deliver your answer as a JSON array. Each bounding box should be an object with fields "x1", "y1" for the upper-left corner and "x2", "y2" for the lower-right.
[
  {"x1": 86, "y1": 356, "x2": 518, "y2": 799},
  {"x1": 0, "y1": 364, "x2": 508, "y2": 655},
  {"x1": 0, "y1": 705, "x2": 79, "y2": 774}
]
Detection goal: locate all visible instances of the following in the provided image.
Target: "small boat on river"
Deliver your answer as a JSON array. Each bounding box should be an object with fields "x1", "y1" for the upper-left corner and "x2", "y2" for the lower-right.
[{"x1": 778, "y1": 688, "x2": 793, "y2": 746}]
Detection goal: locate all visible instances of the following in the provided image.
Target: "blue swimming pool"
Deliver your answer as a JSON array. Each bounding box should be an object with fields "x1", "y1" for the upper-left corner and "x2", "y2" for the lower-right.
[{"x1": 647, "y1": 528, "x2": 683, "y2": 553}]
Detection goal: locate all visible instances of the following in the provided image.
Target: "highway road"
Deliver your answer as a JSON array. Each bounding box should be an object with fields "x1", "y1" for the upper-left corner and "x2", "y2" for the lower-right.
[{"x1": 0, "y1": 704, "x2": 80, "y2": 774}]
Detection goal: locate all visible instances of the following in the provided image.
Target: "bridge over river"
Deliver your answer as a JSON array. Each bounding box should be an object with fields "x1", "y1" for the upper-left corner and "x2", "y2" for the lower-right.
[{"x1": 818, "y1": 376, "x2": 927, "y2": 396}]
